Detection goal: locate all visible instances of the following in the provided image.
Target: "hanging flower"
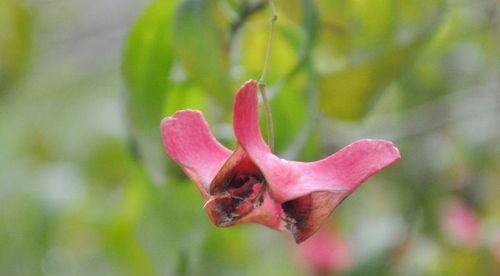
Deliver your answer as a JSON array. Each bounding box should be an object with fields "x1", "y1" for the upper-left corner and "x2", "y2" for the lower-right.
[{"x1": 161, "y1": 80, "x2": 401, "y2": 243}]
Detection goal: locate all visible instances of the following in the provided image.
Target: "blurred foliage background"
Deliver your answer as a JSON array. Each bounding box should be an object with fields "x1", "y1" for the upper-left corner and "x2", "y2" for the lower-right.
[{"x1": 1, "y1": 0, "x2": 499, "y2": 275}]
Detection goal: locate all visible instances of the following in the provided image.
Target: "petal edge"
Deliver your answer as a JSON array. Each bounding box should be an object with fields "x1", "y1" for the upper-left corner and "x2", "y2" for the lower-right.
[{"x1": 161, "y1": 110, "x2": 231, "y2": 196}]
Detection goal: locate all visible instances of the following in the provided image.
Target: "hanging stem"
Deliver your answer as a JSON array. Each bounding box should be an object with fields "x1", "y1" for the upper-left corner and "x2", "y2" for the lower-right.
[{"x1": 258, "y1": 0, "x2": 277, "y2": 151}]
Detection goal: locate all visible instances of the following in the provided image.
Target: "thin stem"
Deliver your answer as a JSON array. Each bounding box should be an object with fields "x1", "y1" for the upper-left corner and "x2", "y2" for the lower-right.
[{"x1": 258, "y1": 0, "x2": 277, "y2": 151}]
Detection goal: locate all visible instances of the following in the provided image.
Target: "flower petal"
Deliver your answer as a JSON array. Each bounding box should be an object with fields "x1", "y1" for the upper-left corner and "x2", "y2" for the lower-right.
[
  {"x1": 233, "y1": 80, "x2": 272, "y2": 157},
  {"x1": 233, "y1": 80, "x2": 400, "y2": 202},
  {"x1": 287, "y1": 139, "x2": 401, "y2": 201},
  {"x1": 161, "y1": 110, "x2": 231, "y2": 198}
]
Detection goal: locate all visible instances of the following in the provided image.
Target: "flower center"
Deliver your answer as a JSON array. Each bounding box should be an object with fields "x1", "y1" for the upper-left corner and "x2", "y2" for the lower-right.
[
  {"x1": 212, "y1": 173, "x2": 265, "y2": 225},
  {"x1": 207, "y1": 147, "x2": 271, "y2": 226}
]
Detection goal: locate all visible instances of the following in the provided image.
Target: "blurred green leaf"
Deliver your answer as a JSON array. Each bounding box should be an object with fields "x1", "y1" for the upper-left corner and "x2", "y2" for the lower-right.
[
  {"x1": 346, "y1": 249, "x2": 393, "y2": 276},
  {"x1": 278, "y1": 69, "x2": 322, "y2": 162},
  {"x1": 239, "y1": 22, "x2": 300, "y2": 84},
  {"x1": 0, "y1": 0, "x2": 31, "y2": 91},
  {"x1": 353, "y1": 0, "x2": 396, "y2": 47},
  {"x1": 318, "y1": 29, "x2": 436, "y2": 120},
  {"x1": 122, "y1": 0, "x2": 177, "y2": 181},
  {"x1": 315, "y1": 0, "x2": 396, "y2": 60},
  {"x1": 275, "y1": 0, "x2": 319, "y2": 81},
  {"x1": 173, "y1": 0, "x2": 231, "y2": 105},
  {"x1": 271, "y1": 72, "x2": 308, "y2": 153},
  {"x1": 132, "y1": 167, "x2": 209, "y2": 275},
  {"x1": 399, "y1": 3, "x2": 486, "y2": 110},
  {"x1": 102, "y1": 166, "x2": 155, "y2": 276},
  {"x1": 163, "y1": 83, "x2": 208, "y2": 116}
]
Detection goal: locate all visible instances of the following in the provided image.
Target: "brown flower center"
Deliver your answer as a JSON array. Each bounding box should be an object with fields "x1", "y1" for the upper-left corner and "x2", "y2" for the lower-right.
[{"x1": 211, "y1": 173, "x2": 265, "y2": 225}]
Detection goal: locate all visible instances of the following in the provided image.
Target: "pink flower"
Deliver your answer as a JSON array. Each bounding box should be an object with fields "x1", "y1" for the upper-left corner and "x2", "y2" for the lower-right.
[
  {"x1": 440, "y1": 199, "x2": 480, "y2": 247},
  {"x1": 296, "y1": 227, "x2": 353, "y2": 274},
  {"x1": 161, "y1": 80, "x2": 401, "y2": 243}
]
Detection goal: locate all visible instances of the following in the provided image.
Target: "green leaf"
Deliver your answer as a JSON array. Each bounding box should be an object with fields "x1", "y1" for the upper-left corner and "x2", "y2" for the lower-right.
[
  {"x1": 271, "y1": 71, "x2": 308, "y2": 154},
  {"x1": 239, "y1": 22, "x2": 300, "y2": 84},
  {"x1": 274, "y1": 0, "x2": 319, "y2": 81},
  {"x1": 122, "y1": 0, "x2": 177, "y2": 181},
  {"x1": 318, "y1": 30, "x2": 436, "y2": 120},
  {"x1": 173, "y1": 0, "x2": 230, "y2": 105},
  {"x1": 0, "y1": 0, "x2": 31, "y2": 92}
]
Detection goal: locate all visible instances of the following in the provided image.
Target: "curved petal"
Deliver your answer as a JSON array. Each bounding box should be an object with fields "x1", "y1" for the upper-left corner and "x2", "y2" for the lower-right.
[
  {"x1": 233, "y1": 80, "x2": 272, "y2": 158},
  {"x1": 282, "y1": 139, "x2": 401, "y2": 202},
  {"x1": 161, "y1": 110, "x2": 231, "y2": 197}
]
